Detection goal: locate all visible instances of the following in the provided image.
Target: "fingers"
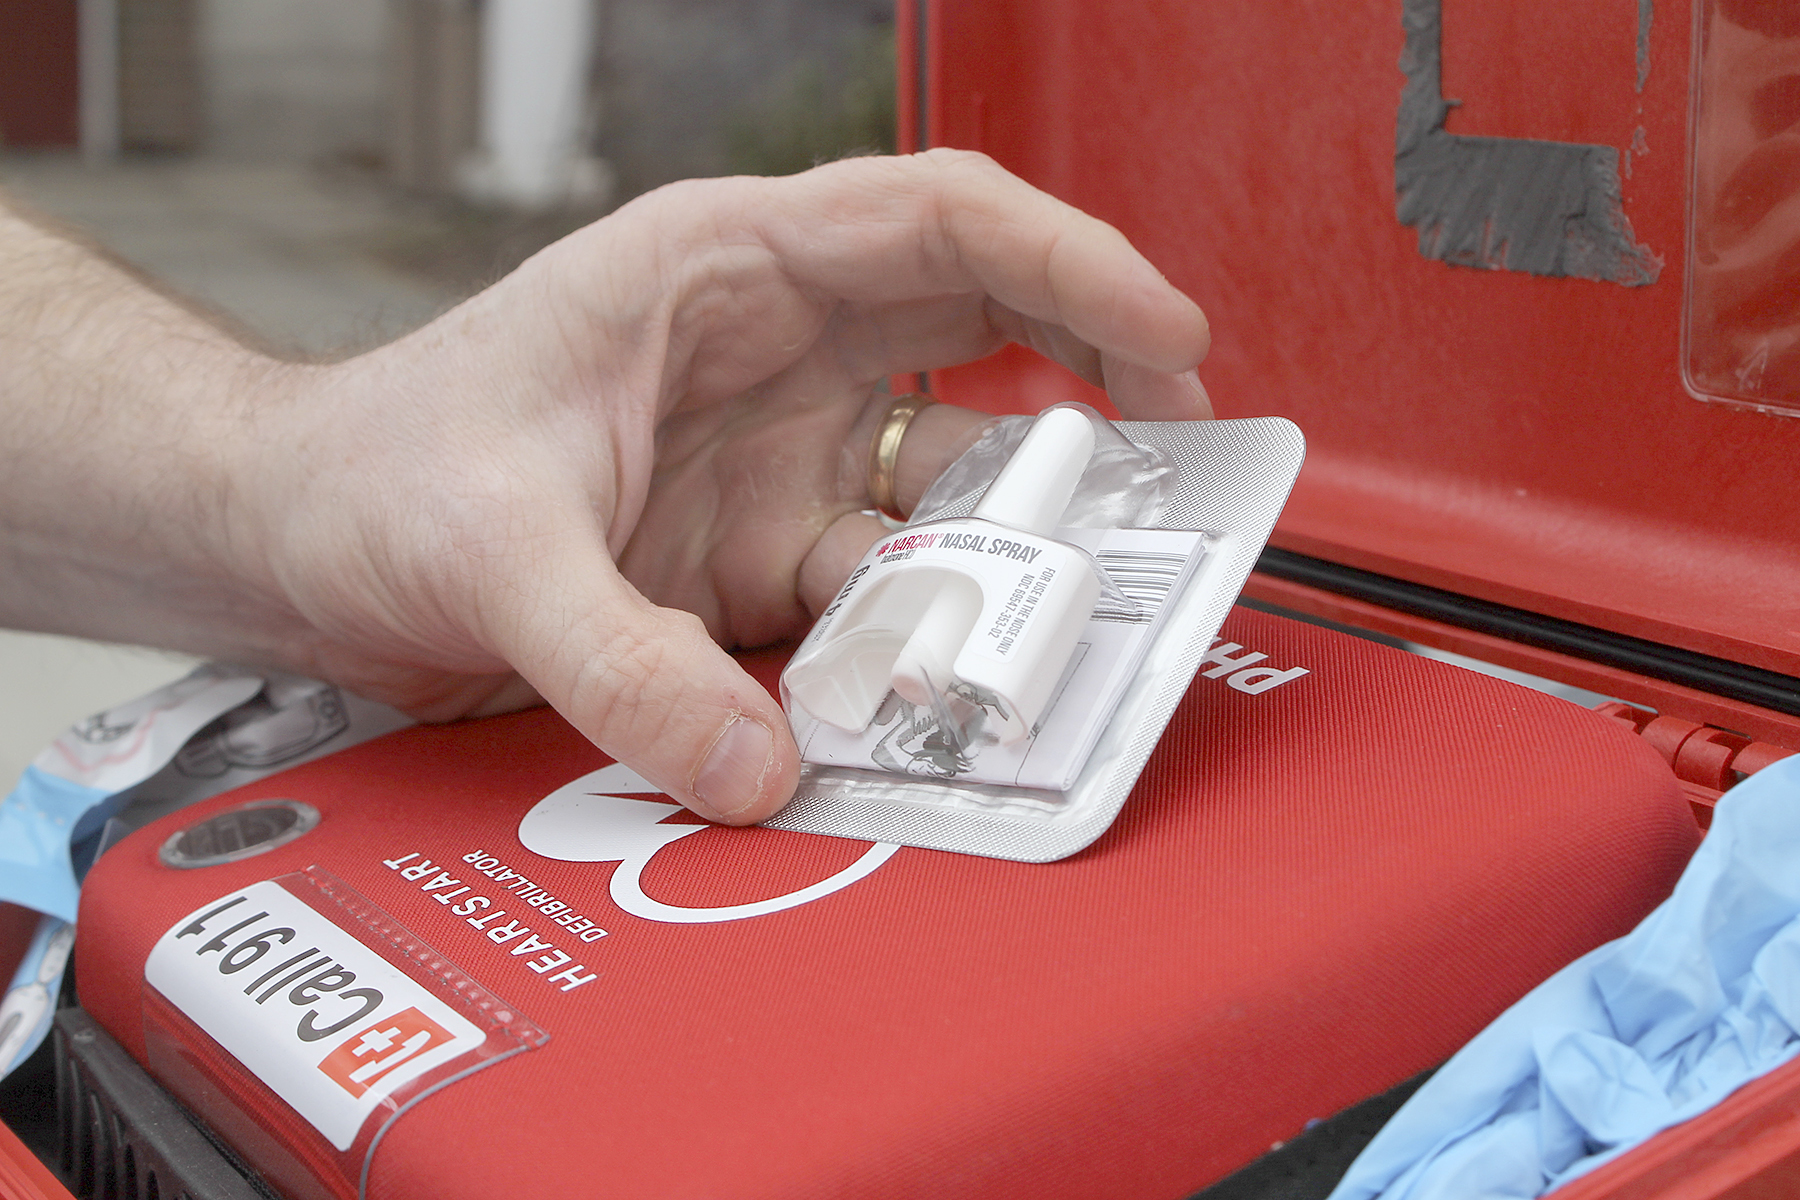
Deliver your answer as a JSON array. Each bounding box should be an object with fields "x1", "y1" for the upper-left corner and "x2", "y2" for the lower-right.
[
  {"x1": 977, "y1": 302, "x2": 1214, "y2": 420},
  {"x1": 1101, "y1": 361, "x2": 1215, "y2": 420},
  {"x1": 798, "y1": 511, "x2": 888, "y2": 616},
  {"x1": 749, "y1": 150, "x2": 1211, "y2": 374},
  {"x1": 817, "y1": 268, "x2": 1212, "y2": 422},
  {"x1": 797, "y1": 398, "x2": 996, "y2": 616},
  {"x1": 890, "y1": 401, "x2": 997, "y2": 514},
  {"x1": 487, "y1": 528, "x2": 798, "y2": 826}
]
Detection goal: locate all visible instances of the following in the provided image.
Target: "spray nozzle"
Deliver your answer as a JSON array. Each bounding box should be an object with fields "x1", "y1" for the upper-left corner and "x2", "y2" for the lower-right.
[{"x1": 782, "y1": 407, "x2": 1106, "y2": 747}]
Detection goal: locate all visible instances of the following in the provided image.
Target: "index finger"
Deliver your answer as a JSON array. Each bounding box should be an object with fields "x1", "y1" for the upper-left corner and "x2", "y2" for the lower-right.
[{"x1": 739, "y1": 150, "x2": 1211, "y2": 376}]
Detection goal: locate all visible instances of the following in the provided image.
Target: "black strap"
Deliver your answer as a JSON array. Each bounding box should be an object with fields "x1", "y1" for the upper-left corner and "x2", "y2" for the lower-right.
[{"x1": 1255, "y1": 548, "x2": 1800, "y2": 720}]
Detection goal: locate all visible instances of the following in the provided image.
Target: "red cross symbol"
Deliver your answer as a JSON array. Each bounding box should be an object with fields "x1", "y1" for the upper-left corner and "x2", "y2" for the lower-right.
[{"x1": 317, "y1": 1006, "x2": 455, "y2": 1098}]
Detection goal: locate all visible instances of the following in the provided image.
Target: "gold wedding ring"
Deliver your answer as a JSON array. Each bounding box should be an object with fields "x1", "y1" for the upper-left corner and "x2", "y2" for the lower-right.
[{"x1": 866, "y1": 392, "x2": 935, "y2": 522}]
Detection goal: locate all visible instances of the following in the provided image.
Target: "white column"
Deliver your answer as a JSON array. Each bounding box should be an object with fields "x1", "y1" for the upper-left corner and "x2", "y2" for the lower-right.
[
  {"x1": 461, "y1": 0, "x2": 608, "y2": 209},
  {"x1": 78, "y1": 0, "x2": 120, "y2": 163}
]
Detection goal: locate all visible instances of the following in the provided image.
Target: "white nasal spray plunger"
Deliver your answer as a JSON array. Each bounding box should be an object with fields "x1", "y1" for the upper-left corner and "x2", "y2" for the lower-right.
[{"x1": 782, "y1": 407, "x2": 1103, "y2": 746}]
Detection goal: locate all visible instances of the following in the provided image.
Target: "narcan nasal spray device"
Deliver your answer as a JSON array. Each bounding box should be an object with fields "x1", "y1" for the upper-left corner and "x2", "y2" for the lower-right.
[
  {"x1": 783, "y1": 407, "x2": 1104, "y2": 746},
  {"x1": 773, "y1": 406, "x2": 1306, "y2": 862}
]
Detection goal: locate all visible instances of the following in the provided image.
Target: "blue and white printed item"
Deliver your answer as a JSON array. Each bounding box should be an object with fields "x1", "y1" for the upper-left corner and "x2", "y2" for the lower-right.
[
  {"x1": 1332, "y1": 753, "x2": 1800, "y2": 1199},
  {"x1": 0, "y1": 667, "x2": 411, "y2": 1079}
]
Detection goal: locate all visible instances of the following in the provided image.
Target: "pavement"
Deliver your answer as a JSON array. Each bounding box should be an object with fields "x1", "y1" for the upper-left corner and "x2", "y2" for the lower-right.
[{"x1": 0, "y1": 152, "x2": 468, "y2": 792}]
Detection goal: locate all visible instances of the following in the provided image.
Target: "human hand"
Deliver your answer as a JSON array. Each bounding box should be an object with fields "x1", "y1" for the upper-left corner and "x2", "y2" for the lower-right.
[{"x1": 1, "y1": 151, "x2": 1210, "y2": 824}]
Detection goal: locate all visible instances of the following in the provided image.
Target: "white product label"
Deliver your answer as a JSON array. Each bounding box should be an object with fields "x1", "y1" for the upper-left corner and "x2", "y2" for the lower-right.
[
  {"x1": 795, "y1": 526, "x2": 1209, "y2": 791},
  {"x1": 804, "y1": 525, "x2": 1071, "y2": 652},
  {"x1": 146, "y1": 881, "x2": 486, "y2": 1150},
  {"x1": 862, "y1": 527, "x2": 1066, "y2": 662}
]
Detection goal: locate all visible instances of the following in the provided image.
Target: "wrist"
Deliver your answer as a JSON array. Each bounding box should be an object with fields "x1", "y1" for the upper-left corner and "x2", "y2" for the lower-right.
[
  {"x1": 0, "y1": 197, "x2": 319, "y2": 655},
  {"x1": 0, "y1": 351, "x2": 312, "y2": 654}
]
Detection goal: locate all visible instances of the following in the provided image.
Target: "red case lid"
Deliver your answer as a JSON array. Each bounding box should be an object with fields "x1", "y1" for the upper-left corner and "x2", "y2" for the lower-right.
[
  {"x1": 76, "y1": 611, "x2": 1698, "y2": 1199},
  {"x1": 905, "y1": 0, "x2": 1800, "y2": 678}
]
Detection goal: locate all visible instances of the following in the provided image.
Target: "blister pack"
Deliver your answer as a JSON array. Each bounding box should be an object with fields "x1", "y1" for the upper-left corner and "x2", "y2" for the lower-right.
[{"x1": 775, "y1": 405, "x2": 1305, "y2": 861}]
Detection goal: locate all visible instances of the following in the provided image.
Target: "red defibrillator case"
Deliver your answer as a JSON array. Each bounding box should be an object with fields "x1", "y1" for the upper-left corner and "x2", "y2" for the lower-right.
[{"x1": 21, "y1": 1, "x2": 1800, "y2": 1198}]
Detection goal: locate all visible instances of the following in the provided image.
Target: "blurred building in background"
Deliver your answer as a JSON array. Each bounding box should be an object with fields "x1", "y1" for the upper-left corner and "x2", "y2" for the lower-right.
[
  {"x1": 0, "y1": 0, "x2": 894, "y2": 206},
  {"x1": 598, "y1": 0, "x2": 894, "y2": 195}
]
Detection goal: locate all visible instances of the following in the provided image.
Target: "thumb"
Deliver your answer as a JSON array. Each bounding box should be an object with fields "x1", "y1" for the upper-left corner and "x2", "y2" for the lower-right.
[{"x1": 487, "y1": 538, "x2": 799, "y2": 826}]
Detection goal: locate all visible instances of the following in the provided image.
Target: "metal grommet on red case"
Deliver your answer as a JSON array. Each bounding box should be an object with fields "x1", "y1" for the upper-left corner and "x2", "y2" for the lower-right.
[{"x1": 158, "y1": 799, "x2": 320, "y2": 869}]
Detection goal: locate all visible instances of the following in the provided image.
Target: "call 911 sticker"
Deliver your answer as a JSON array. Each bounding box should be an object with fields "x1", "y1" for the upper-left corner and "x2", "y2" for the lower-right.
[{"x1": 146, "y1": 880, "x2": 487, "y2": 1150}]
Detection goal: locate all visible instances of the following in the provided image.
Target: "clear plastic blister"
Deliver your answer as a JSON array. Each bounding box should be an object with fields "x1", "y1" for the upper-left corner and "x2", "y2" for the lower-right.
[
  {"x1": 773, "y1": 405, "x2": 1305, "y2": 862},
  {"x1": 911, "y1": 404, "x2": 1181, "y2": 529}
]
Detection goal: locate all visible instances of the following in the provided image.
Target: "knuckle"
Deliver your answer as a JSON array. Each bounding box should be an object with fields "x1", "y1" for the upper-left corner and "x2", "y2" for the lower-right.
[
  {"x1": 571, "y1": 626, "x2": 661, "y2": 725},
  {"x1": 919, "y1": 146, "x2": 996, "y2": 174},
  {"x1": 568, "y1": 606, "x2": 710, "y2": 745}
]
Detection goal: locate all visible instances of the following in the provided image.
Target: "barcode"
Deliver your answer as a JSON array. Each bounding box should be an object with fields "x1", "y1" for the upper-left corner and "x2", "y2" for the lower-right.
[{"x1": 1092, "y1": 549, "x2": 1191, "y2": 624}]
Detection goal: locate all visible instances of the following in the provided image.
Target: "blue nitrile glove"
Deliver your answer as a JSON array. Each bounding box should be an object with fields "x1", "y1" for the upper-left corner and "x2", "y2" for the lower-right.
[{"x1": 1331, "y1": 753, "x2": 1800, "y2": 1199}]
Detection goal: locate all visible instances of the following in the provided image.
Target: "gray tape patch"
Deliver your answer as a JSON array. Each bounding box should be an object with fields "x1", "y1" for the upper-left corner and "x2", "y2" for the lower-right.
[
  {"x1": 1638, "y1": 0, "x2": 1653, "y2": 92},
  {"x1": 1396, "y1": 0, "x2": 1661, "y2": 286}
]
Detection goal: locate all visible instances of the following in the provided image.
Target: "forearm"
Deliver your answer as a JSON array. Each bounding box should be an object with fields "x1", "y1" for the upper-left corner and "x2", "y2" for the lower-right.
[{"x1": 0, "y1": 194, "x2": 299, "y2": 653}]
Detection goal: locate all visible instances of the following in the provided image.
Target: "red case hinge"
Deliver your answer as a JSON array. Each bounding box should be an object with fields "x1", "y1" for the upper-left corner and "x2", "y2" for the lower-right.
[{"x1": 1596, "y1": 703, "x2": 1796, "y2": 828}]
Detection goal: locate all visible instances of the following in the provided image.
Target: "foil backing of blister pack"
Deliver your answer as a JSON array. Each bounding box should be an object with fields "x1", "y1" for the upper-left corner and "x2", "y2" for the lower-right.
[{"x1": 765, "y1": 416, "x2": 1305, "y2": 862}]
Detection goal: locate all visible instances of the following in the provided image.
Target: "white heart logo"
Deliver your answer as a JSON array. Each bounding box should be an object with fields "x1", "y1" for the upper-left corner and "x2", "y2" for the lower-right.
[{"x1": 517, "y1": 764, "x2": 896, "y2": 923}]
